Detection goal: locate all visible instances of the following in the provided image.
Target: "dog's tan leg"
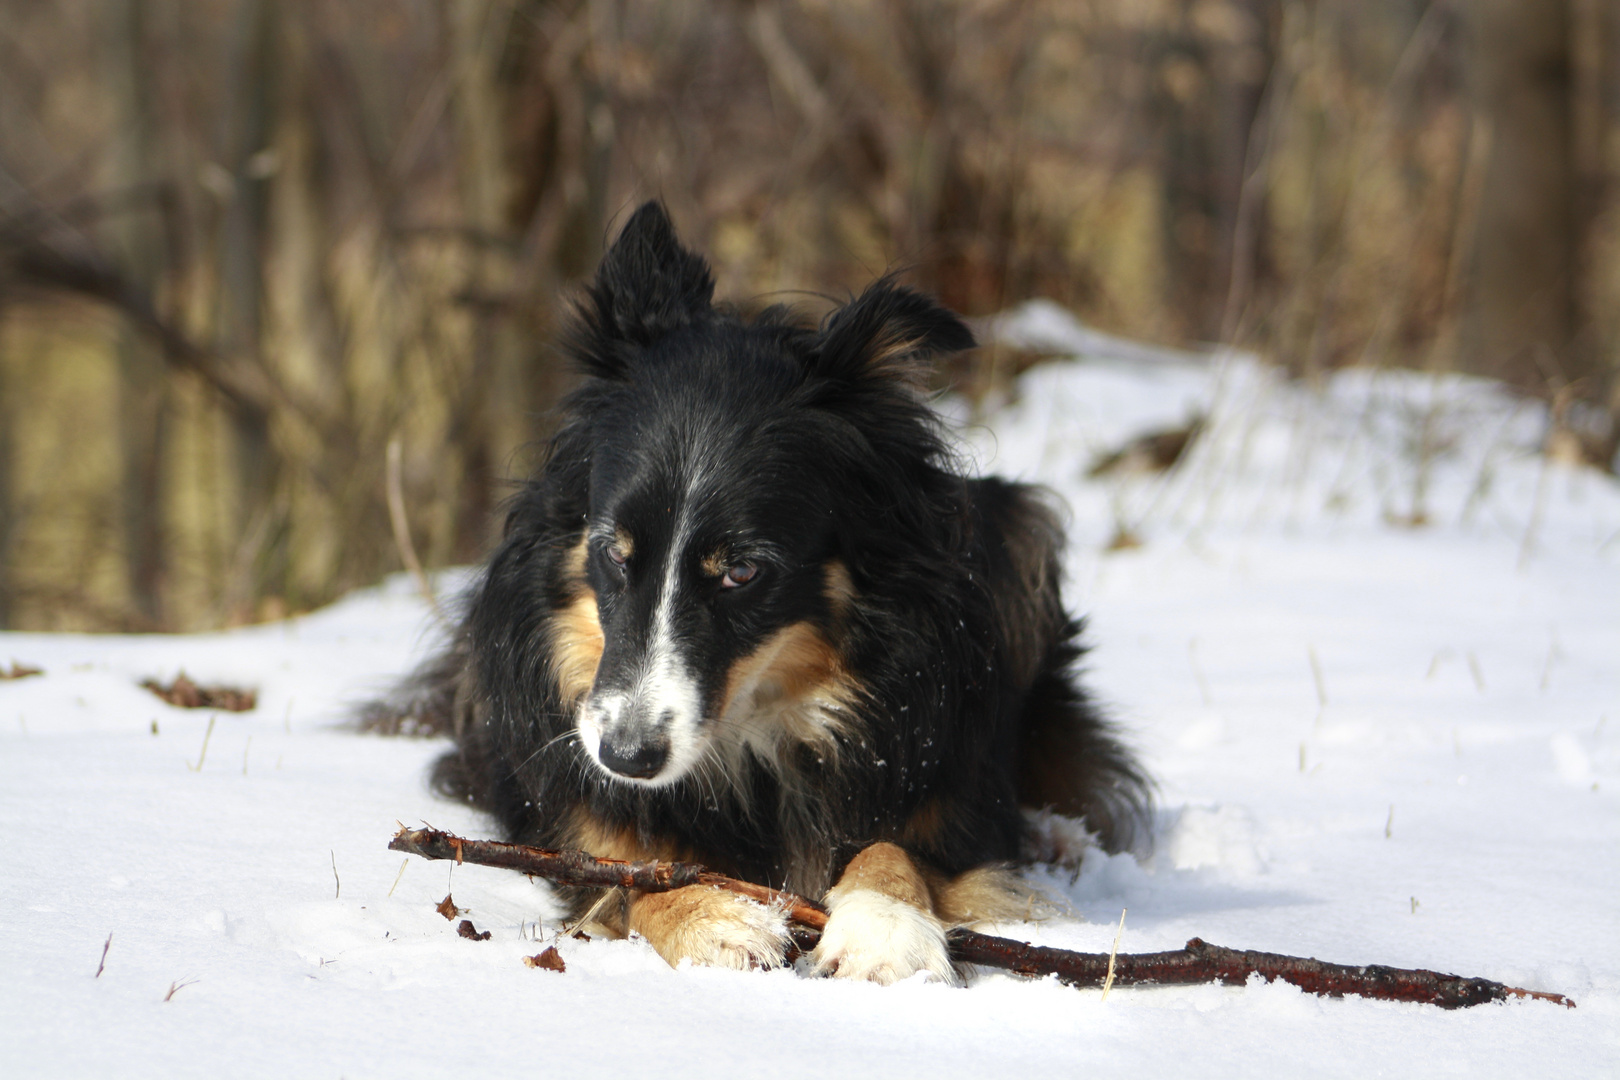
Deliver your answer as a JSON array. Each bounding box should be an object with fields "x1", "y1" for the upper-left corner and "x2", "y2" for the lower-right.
[
  {"x1": 927, "y1": 864, "x2": 1045, "y2": 928},
  {"x1": 628, "y1": 885, "x2": 791, "y2": 972},
  {"x1": 810, "y1": 841, "x2": 956, "y2": 985}
]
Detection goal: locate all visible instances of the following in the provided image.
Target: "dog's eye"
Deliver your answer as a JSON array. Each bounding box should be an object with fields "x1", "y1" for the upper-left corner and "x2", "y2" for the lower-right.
[
  {"x1": 605, "y1": 542, "x2": 629, "y2": 567},
  {"x1": 721, "y1": 563, "x2": 759, "y2": 589}
]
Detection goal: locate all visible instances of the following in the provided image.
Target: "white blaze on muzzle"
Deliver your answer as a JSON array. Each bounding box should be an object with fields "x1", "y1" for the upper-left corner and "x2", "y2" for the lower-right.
[{"x1": 577, "y1": 509, "x2": 708, "y2": 786}]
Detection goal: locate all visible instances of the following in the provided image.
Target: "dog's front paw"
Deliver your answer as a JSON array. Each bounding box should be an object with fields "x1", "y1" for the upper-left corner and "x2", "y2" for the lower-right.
[
  {"x1": 630, "y1": 885, "x2": 791, "y2": 971},
  {"x1": 810, "y1": 888, "x2": 956, "y2": 985}
]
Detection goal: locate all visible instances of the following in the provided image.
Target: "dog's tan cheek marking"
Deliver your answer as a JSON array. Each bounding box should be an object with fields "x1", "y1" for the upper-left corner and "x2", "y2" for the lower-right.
[
  {"x1": 829, "y1": 842, "x2": 935, "y2": 913},
  {"x1": 718, "y1": 620, "x2": 856, "y2": 719},
  {"x1": 550, "y1": 592, "x2": 604, "y2": 706},
  {"x1": 546, "y1": 536, "x2": 603, "y2": 706}
]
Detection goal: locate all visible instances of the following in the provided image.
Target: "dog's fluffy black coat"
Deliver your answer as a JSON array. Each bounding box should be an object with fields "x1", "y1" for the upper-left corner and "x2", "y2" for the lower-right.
[{"x1": 383, "y1": 202, "x2": 1148, "y2": 924}]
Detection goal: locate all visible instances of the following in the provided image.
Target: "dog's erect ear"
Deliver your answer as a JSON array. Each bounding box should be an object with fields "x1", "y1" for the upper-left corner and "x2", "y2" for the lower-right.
[
  {"x1": 811, "y1": 277, "x2": 975, "y2": 392},
  {"x1": 572, "y1": 202, "x2": 715, "y2": 377}
]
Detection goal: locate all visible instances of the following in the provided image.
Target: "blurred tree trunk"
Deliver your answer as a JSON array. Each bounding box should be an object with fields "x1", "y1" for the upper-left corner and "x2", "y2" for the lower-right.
[
  {"x1": 219, "y1": 0, "x2": 282, "y2": 616},
  {"x1": 448, "y1": 0, "x2": 512, "y2": 563},
  {"x1": 1155, "y1": 0, "x2": 1277, "y2": 343},
  {"x1": 0, "y1": 309, "x2": 13, "y2": 627},
  {"x1": 107, "y1": 0, "x2": 170, "y2": 628},
  {"x1": 1571, "y1": 0, "x2": 1620, "y2": 412},
  {"x1": 1464, "y1": 0, "x2": 1576, "y2": 391}
]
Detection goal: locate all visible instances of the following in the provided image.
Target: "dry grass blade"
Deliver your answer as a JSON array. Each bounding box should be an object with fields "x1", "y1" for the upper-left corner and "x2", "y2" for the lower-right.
[
  {"x1": 386, "y1": 438, "x2": 448, "y2": 625},
  {"x1": 1101, "y1": 908, "x2": 1126, "y2": 1002},
  {"x1": 163, "y1": 977, "x2": 199, "y2": 1002}
]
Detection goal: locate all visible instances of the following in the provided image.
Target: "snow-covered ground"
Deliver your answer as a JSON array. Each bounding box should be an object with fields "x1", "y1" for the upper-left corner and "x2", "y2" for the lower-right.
[{"x1": 4, "y1": 307, "x2": 1617, "y2": 1078}]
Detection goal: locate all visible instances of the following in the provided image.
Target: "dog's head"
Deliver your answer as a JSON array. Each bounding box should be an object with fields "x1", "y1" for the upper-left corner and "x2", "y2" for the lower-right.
[{"x1": 553, "y1": 202, "x2": 973, "y2": 787}]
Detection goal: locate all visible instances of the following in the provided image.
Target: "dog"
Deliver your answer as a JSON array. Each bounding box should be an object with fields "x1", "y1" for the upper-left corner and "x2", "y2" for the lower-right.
[{"x1": 374, "y1": 201, "x2": 1149, "y2": 983}]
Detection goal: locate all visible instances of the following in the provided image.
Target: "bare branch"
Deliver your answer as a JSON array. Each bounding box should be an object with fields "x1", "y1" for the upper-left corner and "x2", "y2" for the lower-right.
[{"x1": 389, "y1": 827, "x2": 1575, "y2": 1009}]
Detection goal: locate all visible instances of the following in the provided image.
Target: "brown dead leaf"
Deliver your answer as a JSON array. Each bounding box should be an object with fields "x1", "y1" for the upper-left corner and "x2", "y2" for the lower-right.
[
  {"x1": 435, "y1": 893, "x2": 462, "y2": 920},
  {"x1": 457, "y1": 919, "x2": 491, "y2": 941},
  {"x1": 141, "y1": 673, "x2": 257, "y2": 712},
  {"x1": 523, "y1": 946, "x2": 566, "y2": 972},
  {"x1": 1, "y1": 661, "x2": 43, "y2": 680}
]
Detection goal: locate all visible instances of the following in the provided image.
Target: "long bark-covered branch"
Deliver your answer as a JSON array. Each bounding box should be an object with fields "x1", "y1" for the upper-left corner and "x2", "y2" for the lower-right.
[
  {"x1": 388, "y1": 826, "x2": 830, "y2": 932},
  {"x1": 943, "y1": 929, "x2": 1574, "y2": 1009},
  {"x1": 388, "y1": 827, "x2": 1574, "y2": 1010}
]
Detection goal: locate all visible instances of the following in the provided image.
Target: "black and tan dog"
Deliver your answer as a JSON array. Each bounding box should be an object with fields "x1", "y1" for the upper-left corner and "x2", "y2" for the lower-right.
[{"x1": 376, "y1": 202, "x2": 1148, "y2": 983}]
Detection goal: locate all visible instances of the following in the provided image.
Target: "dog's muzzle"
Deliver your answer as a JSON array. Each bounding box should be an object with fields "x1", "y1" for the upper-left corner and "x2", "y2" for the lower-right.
[
  {"x1": 581, "y1": 693, "x2": 690, "y2": 783},
  {"x1": 596, "y1": 723, "x2": 671, "y2": 779}
]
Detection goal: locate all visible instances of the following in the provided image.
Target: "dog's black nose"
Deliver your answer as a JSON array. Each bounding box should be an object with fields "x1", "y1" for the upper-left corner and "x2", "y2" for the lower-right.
[{"x1": 598, "y1": 734, "x2": 669, "y2": 779}]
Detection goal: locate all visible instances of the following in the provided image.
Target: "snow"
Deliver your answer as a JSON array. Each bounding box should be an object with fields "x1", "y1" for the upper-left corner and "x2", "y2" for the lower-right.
[{"x1": 4, "y1": 326, "x2": 1618, "y2": 1078}]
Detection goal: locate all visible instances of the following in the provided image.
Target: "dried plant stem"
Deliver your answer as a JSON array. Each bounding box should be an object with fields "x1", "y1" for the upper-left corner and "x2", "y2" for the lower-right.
[
  {"x1": 1309, "y1": 646, "x2": 1328, "y2": 710},
  {"x1": 163, "y1": 977, "x2": 198, "y2": 1002},
  {"x1": 386, "y1": 438, "x2": 448, "y2": 625},
  {"x1": 186, "y1": 715, "x2": 216, "y2": 772},
  {"x1": 1101, "y1": 908, "x2": 1126, "y2": 1001},
  {"x1": 388, "y1": 858, "x2": 409, "y2": 898},
  {"x1": 1518, "y1": 445, "x2": 1553, "y2": 572},
  {"x1": 388, "y1": 827, "x2": 1574, "y2": 1010}
]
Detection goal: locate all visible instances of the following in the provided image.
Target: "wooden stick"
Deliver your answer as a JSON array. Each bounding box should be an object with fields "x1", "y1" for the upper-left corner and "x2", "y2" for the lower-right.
[
  {"x1": 388, "y1": 826, "x2": 829, "y2": 931},
  {"x1": 388, "y1": 826, "x2": 1574, "y2": 1010}
]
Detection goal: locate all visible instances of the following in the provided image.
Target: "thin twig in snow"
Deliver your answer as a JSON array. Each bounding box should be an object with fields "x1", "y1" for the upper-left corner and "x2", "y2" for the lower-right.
[
  {"x1": 1518, "y1": 446, "x2": 1553, "y2": 572},
  {"x1": 388, "y1": 858, "x2": 409, "y2": 898},
  {"x1": 186, "y1": 715, "x2": 216, "y2": 772},
  {"x1": 1101, "y1": 908, "x2": 1126, "y2": 1002},
  {"x1": 163, "y1": 977, "x2": 199, "y2": 1002},
  {"x1": 1309, "y1": 646, "x2": 1328, "y2": 710}
]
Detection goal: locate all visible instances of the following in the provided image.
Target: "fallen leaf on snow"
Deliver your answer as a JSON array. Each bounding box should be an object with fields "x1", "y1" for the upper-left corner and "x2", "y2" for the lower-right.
[
  {"x1": 523, "y1": 946, "x2": 566, "y2": 972},
  {"x1": 141, "y1": 672, "x2": 257, "y2": 712}
]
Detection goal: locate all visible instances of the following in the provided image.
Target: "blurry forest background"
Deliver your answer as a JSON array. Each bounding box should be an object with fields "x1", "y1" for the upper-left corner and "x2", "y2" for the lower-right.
[{"x1": 2, "y1": 0, "x2": 1618, "y2": 631}]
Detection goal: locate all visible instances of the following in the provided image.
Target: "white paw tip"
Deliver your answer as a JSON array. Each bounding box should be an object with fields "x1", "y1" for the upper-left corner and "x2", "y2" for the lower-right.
[{"x1": 810, "y1": 889, "x2": 957, "y2": 986}]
